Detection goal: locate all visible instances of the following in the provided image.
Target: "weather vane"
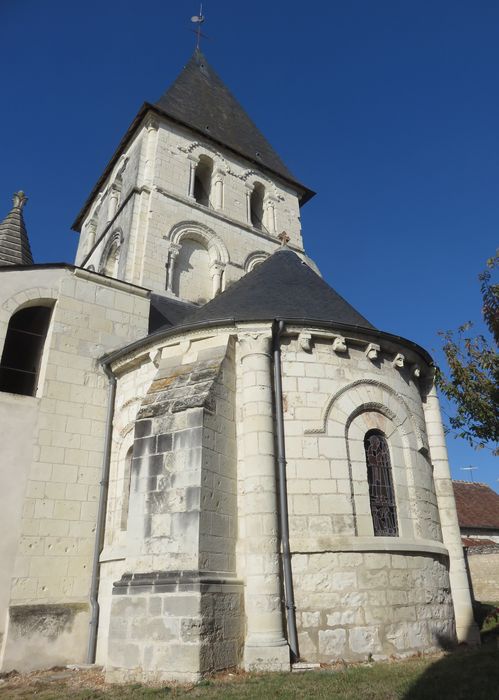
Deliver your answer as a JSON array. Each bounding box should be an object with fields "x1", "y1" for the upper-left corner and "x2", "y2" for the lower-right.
[{"x1": 191, "y1": 4, "x2": 206, "y2": 50}]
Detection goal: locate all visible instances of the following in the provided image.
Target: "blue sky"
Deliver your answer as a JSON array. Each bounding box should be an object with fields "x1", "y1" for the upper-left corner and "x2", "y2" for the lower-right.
[{"x1": 1, "y1": 1, "x2": 497, "y2": 488}]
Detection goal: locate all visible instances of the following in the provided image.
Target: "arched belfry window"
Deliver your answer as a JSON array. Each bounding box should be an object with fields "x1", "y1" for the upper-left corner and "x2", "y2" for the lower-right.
[
  {"x1": 250, "y1": 183, "x2": 265, "y2": 230},
  {"x1": 194, "y1": 155, "x2": 213, "y2": 207},
  {"x1": 0, "y1": 305, "x2": 52, "y2": 396},
  {"x1": 364, "y1": 430, "x2": 398, "y2": 536}
]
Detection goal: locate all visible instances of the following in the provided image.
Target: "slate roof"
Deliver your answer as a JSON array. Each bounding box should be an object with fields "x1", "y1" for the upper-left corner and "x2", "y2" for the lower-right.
[
  {"x1": 0, "y1": 192, "x2": 34, "y2": 267},
  {"x1": 453, "y1": 481, "x2": 499, "y2": 530},
  {"x1": 179, "y1": 248, "x2": 375, "y2": 329},
  {"x1": 149, "y1": 294, "x2": 197, "y2": 333},
  {"x1": 73, "y1": 50, "x2": 314, "y2": 229},
  {"x1": 155, "y1": 50, "x2": 310, "y2": 195}
]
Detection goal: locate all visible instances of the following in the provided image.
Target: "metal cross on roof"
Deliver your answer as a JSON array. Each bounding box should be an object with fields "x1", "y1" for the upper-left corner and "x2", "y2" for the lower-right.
[
  {"x1": 278, "y1": 231, "x2": 290, "y2": 246},
  {"x1": 191, "y1": 4, "x2": 206, "y2": 50}
]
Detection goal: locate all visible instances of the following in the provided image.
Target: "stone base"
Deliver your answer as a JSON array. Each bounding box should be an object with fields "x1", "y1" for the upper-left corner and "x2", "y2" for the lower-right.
[
  {"x1": 105, "y1": 571, "x2": 244, "y2": 683},
  {"x1": 244, "y1": 640, "x2": 290, "y2": 672}
]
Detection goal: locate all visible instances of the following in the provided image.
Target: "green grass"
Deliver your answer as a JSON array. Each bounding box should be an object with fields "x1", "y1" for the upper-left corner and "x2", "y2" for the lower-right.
[{"x1": 1, "y1": 638, "x2": 498, "y2": 700}]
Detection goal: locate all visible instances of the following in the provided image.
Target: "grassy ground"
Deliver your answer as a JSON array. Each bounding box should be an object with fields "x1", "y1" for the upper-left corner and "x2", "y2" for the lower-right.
[{"x1": 1, "y1": 636, "x2": 498, "y2": 700}]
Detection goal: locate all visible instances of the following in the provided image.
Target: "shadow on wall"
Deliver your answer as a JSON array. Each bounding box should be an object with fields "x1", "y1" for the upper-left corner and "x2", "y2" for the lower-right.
[{"x1": 403, "y1": 623, "x2": 499, "y2": 700}]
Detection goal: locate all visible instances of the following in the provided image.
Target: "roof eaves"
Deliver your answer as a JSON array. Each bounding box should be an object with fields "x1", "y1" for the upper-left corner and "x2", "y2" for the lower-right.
[{"x1": 101, "y1": 315, "x2": 434, "y2": 371}]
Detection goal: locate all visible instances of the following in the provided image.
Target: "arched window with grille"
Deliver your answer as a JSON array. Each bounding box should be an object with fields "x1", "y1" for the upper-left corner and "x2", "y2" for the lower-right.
[
  {"x1": 364, "y1": 429, "x2": 398, "y2": 536},
  {"x1": 0, "y1": 305, "x2": 53, "y2": 396}
]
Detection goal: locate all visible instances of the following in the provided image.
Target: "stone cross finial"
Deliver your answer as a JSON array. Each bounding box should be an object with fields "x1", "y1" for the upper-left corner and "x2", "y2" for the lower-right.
[
  {"x1": 277, "y1": 230, "x2": 290, "y2": 246},
  {"x1": 12, "y1": 191, "x2": 28, "y2": 210}
]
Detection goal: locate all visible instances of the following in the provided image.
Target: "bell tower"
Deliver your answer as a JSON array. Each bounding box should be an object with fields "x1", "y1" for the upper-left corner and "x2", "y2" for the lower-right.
[{"x1": 72, "y1": 50, "x2": 314, "y2": 305}]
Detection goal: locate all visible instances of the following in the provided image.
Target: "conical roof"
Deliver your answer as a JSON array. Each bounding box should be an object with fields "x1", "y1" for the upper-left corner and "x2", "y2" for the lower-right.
[
  {"x1": 155, "y1": 50, "x2": 310, "y2": 195},
  {"x1": 0, "y1": 192, "x2": 34, "y2": 267},
  {"x1": 180, "y1": 248, "x2": 375, "y2": 329}
]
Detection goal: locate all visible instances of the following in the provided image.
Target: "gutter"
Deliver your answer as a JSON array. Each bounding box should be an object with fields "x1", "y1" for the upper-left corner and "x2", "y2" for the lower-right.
[
  {"x1": 87, "y1": 362, "x2": 117, "y2": 664},
  {"x1": 101, "y1": 316, "x2": 434, "y2": 372},
  {"x1": 272, "y1": 320, "x2": 299, "y2": 662}
]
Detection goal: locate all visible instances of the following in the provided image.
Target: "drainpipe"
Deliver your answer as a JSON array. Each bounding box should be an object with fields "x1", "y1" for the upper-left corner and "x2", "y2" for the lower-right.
[
  {"x1": 87, "y1": 361, "x2": 116, "y2": 664},
  {"x1": 272, "y1": 320, "x2": 300, "y2": 662}
]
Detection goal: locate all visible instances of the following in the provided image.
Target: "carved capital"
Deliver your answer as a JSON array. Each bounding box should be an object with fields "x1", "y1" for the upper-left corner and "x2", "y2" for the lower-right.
[
  {"x1": 238, "y1": 331, "x2": 272, "y2": 360},
  {"x1": 145, "y1": 115, "x2": 159, "y2": 132},
  {"x1": 210, "y1": 260, "x2": 226, "y2": 275},
  {"x1": 168, "y1": 242, "x2": 181, "y2": 260}
]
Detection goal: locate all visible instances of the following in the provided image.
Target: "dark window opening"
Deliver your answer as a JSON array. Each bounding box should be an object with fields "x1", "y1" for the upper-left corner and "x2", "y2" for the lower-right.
[
  {"x1": 193, "y1": 155, "x2": 213, "y2": 207},
  {"x1": 250, "y1": 183, "x2": 265, "y2": 230},
  {"x1": 0, "y1": 306, "x2": 52, "y2": 396},
  {"x1": 364, "y1": 429, "x2": 398, "y2": 536}
]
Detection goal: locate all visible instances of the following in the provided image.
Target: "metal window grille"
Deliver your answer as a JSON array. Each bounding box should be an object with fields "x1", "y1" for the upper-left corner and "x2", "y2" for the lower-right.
[{"x1": 364, "y1": 430, "x2": 398, "y2": 536}]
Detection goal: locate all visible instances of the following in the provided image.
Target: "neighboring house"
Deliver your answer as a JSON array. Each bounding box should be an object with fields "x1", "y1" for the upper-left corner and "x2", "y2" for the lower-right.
[
  {"x1": 0, "y1": 48, "x2": 478, "y2": 683},
  {"x1": 453, "y1": 481, "x2": 499, "y2": 603}
]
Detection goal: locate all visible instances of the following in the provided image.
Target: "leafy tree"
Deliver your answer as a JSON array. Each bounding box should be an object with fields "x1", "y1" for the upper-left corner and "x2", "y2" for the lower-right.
[{"x1": 436, "y1": 251, "x2": 499, "y2": 455}]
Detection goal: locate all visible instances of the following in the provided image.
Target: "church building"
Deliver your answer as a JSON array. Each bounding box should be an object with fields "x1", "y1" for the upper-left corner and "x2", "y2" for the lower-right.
[{"x1": 0, "y1": 49, "x2": 478, "y2": 683}]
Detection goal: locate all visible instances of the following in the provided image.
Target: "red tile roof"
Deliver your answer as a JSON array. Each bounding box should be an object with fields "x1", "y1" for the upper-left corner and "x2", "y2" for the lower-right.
[
  {"x1": 453, "y1": 481, "x2": 499, "y2": 530},
  {"x1": 462, "y1": 537, "x2": 498, "y2": 548}
]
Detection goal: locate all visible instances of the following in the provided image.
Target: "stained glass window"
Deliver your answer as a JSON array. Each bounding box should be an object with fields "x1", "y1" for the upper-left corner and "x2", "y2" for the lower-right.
[{"x1": 364, "y1": 430, "x2": 398, "y2": 536}]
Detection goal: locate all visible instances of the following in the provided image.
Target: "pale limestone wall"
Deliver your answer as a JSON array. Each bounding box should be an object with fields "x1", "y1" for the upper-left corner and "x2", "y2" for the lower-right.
[
  {"x1": 0, "y1": 266, "x2": 149, "y2": 671},
  {"x1": 294, "y1": 551, "x2": 454, "y2": 661},
  {"x1": 95, "y1": 320, "x2": 472, "y2": 673},
  {"x1": 104, "y1": 333, "x2": 243, "y2": 682},
  {"x1": 280, "y1": 335, "x2": 441, "y2": 545},
  {"x1": 466, "y1": 550, "x2": 499, "y2": 602},
  {"x1": 0, "y1": 395, "x2": 37, "y2": 651},
  {"x1": 76, "y1": 114, "x2": 305, "y2": 301},
  {"x1": 278, "y1": 329, "x2": 456, "y2": 660}
]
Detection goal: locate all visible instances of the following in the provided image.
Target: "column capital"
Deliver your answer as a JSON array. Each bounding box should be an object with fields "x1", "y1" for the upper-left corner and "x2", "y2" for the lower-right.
[{"x1": 237, "y1": 329, "x2": 272, "y2": 359}]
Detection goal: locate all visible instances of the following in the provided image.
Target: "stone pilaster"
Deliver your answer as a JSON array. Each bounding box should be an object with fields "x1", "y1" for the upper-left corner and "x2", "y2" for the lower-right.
[
  {"x1": 238, "y1": 330, "x2": 290, "y2": 672},
  {"x1": 423, "y1": 385, "x2": 480, "y2": 645}
]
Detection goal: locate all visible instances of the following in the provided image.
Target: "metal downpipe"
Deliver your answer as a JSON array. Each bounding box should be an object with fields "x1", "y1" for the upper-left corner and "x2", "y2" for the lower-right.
[
  {"x1": 272, "y1": 320, "x2": 300, "y2": 662},
  {"x1": 87, "y1": 362, "x2": 116, "y2": 664}
]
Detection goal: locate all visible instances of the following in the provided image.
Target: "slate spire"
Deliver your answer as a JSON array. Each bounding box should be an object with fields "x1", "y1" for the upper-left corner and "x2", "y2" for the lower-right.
[
  {"x1": 155, "y1": 49, "x2": 300, "y2": 187},
  {"x1": 0, "y1": 191, "x2": 34, "y2": 267}
]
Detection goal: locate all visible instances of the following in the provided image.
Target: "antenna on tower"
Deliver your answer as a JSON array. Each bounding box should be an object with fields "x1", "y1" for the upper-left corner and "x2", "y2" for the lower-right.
[
  {"x1": 191, "y1": 4, "x2": 206, "y2": 50},
  {"x1": 460, "y1": 466, "x2": 478, "y2": 482}
]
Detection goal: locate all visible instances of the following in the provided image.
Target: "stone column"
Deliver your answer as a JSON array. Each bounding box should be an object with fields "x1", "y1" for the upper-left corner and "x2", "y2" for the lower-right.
[
  {"x1": 423, "y1": 384, "x2": 480, "y2": 645},
  {"x1": 238, "y1": 330, "x2": 290, "y2": 672},
  {"x1": 245, "y1": 185, "x2": 252, "y2": 224},
  {"x1": 107, "y1": 186, "x2": 120, "y2": 221},
  {"x1": 210, "y1": 261, "x2": 224, "y2": 297},
  {"x1": 85, "y1": 219, "x2": 97, "y2": 257},
  {"x1": 264, "y1": 197, "x2": 276, "y2": 234},
  {"x1": 188, "y1": 157, "x2": 197, "y2": 199},
  {"x1": 144, "y1": 116, "x2": 159, "y2": 186},
  {"x1": 213, "y1": 171, "x2": 224, "y2": 211},
  {"x1": 165, "y1": 244, "x2": 181, "y2": 293}
]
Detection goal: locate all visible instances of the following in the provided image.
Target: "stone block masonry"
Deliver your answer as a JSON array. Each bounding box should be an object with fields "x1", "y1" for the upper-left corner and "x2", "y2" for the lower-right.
[
  {"x1": 293, "y1": 551, "x2": 455, "y2": 662},
  {"x1": 0, "y1": 266, "x2": 149, "y2": 672},
  {"x1": 106, "y1": 338, "x2": 244, "y2": 682}
]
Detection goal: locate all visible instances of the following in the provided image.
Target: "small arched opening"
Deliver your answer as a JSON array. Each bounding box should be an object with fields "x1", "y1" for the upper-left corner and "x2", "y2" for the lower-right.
[
  {"x1": 194, "y1": 155, "x2": 213, "y2": 207},
  {"x1": 0, "y1": 304, "x2": 53, "y2": 396},
  {"x1": 250, "y1": 183, "x2": 265, "y2": 230}
]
